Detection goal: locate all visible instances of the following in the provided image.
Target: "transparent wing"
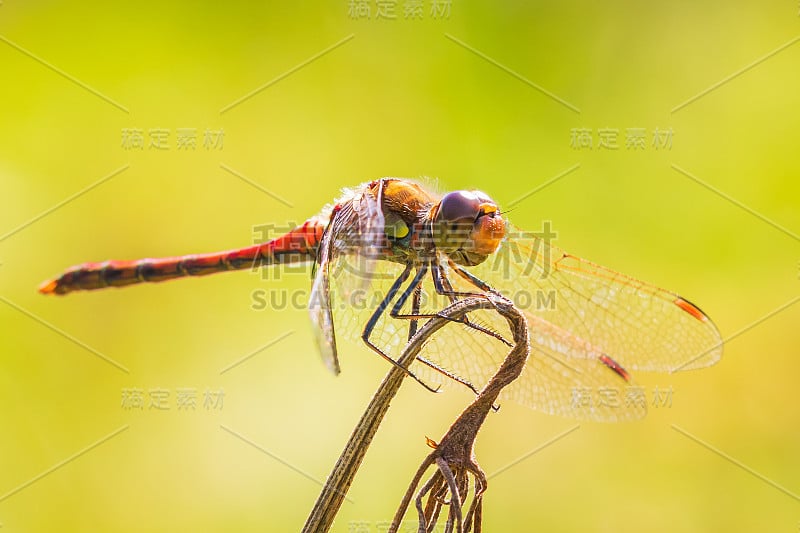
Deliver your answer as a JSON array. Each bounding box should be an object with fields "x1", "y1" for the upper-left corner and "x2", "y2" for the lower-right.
[
  {"x1": 325, "y1": 257, "x2": 648, "y2": 421},
  {"x1": 316, "y1": 219, "x2": 722, "y2": 422},
  {"x1": 309, "y1": 182, "x2": 386, "y2": 374},
  {"x1": 467, "y1": 227, "x2": 724, "y2": 373},
  {"x1": 325, "y1": 259, "x2": 412, "y2": 359},
  {"x1": 405, "y1": 305, "x2": 648, "y2": 421},
  {"x1": 308, "y1": 218, "x2": 339, "y2": 374}
]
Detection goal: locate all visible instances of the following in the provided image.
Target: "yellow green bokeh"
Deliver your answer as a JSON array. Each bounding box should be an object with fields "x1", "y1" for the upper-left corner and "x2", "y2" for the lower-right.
[{"x1": 1, "y1": 2, "x2": 799, "y2": 531}]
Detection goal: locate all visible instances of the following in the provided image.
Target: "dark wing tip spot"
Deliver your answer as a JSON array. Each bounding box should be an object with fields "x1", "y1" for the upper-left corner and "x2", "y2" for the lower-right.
[{"x1": 674, "y1": 297, "x2": 708, "y2": 322}]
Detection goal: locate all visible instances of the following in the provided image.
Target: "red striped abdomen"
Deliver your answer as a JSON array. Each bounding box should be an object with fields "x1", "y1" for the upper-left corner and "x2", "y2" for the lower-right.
[{"x1": 39, "y1": 217, "x2": 325, "y2": 295}]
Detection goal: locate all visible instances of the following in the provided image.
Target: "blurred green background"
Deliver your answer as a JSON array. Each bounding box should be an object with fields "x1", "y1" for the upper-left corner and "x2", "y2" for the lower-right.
[{"x1": 1, "y1": 1, "x2": 799, "y2": 531}]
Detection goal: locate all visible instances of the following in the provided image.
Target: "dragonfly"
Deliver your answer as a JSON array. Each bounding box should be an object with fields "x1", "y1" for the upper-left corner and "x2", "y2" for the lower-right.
[{"x1": 39, "y1": 178, "x2": 723, "y2": 420}]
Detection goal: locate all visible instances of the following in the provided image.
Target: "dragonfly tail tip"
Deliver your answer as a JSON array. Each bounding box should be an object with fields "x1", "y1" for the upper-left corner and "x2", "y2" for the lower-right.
[{"x1": 38, "y1": 279, "x2": 59, "y2": 295}]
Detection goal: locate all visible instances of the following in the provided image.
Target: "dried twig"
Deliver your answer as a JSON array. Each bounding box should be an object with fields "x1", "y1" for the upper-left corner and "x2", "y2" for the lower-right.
[
  {"x1": 303, "y1": 295, "x2": 528, "y2": 533},
  {"x1": 389, "y1": 295, "x2": 529, "y2": 533}
]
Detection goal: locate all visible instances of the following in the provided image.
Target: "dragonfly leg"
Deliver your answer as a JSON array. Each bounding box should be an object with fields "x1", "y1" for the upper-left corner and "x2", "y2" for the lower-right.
[
  {"x1": 386, "y1": 263, "x2": 511, "y2": 347},
  {"x1": 407, "y1": 282, "x2": 421, "y2": 340},
  {"x1": 431, "y1": 262, "x2": 487, "y2": 299},
  {"x1": 447, "y1": 259, "x2": 494, "y2": 293},
  {"x1": 430, "y1": 264, "x2": 505, "y2": 410},
  {"x1": 431, "y1": 264, "x2": 511, "y2": 347},
  {"x1": 361, "y1": 263, "x2": 442, "y2": 393},
  {"x1": 381, "y1": 264, "x2": 485, "y2": 396},
  {"x1": 379, "y1": 263, "x2": 508, "y2": 399},
  {"x1": 389, "y1": 264, "x2": 509, "y2": 347},
  {"x1": 443, "y1": 260, "x2": 515, "y2": 343},
  {"x1": 389, "y1": 263, "x2": 469, "y2": 321}
]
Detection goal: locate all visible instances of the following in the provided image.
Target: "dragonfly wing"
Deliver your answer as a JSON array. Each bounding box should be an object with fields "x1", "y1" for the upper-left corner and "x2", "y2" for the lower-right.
[
  {"x1": 506, "y1": 313, "x2": 647, "y2": 421},
  {"x1": 398, "y1": 227, "x2": 724, "y2": 420},
  {"x1": 398, "y1": 290, "x2": 647, "y2": 421},
  {"x1": 310, "y1": 181, "x2": 387, "y2": 374},
  {"x1": 469, "y1": 228, "x2": 723, "y2": 374},
  {"x1": 309, "y1": 215, "x2": 340, "y2": 375},
  {"x1": 327, "y1": 181, "x2": 387, "y2": 295}
]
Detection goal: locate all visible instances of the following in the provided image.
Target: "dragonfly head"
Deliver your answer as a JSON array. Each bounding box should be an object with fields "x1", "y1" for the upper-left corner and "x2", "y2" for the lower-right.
[{"x1": 431, "y1": 190, "x2": 506, "y2": 266}]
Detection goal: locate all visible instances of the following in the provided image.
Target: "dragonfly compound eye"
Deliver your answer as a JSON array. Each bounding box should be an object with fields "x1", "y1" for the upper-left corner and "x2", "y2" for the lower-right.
[
  {"x1": 434, "y1": 190, "x2": 506, "y2": 265},
  {"x1": 437, "y1": 191, "x2": 482, "y2": 221}
]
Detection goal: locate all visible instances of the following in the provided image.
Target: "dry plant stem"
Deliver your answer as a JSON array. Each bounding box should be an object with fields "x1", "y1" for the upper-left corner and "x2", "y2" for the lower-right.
[
  {"x1": 303, "y1": 296, "x2": 507, "y2": 533},
  {"x1": 389, "y1": 295, "x2": 529, "y2": 533}
]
